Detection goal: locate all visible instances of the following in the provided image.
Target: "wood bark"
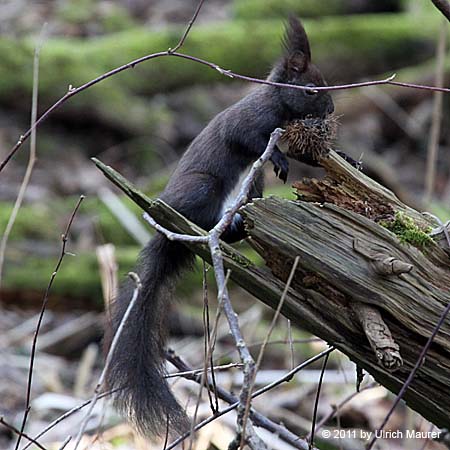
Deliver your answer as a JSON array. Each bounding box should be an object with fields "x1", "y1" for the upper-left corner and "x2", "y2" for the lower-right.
[{"x1": 93, "y1": 153, "x2": 450, "y2": 428}]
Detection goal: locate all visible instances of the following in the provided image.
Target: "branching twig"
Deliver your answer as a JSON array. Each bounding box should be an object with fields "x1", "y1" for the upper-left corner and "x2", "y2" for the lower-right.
[
  {"x1": 166, "y1": 348, "x2": 334, "y2": 450},
  {"x1": 366, "y1": 301, "x2": 450, "y2": 450},
  {"x1": 2, "y1": 47, "x2": 449, "y2": 172},
  {"x1": 169, "y1": 0, "x2": 206, "y2": 53},
  {"x1": 424, "y1": 18, "x2": 447, "y2": 203},
  {"x1": 239, "y1": 256, "x2": 300, "y2": 448},
  {"x1": 142, "y1": 212, "x2": 208, "y2": 243},
  {"x1": 309, "y1": 351, "x2": 331, "y2": 449},
  {"x1": 211, "y1": 128, "x2": 284, "y2": 237},
  {"x1": 14, "y1": 195, "x2": 85, "y2": 450},
  {"x1": 140, "y1": 128, "x2": 284, "y2": 445},
  {"x1": 20, "y1": 390, "x2": 117, "y2": 450},
  {"x1": 423, "y1": 212, "x2": 450, "y2": 249},
  {"x1": 201, "y1": 262, "x2": 219, "y2": 414},
  {"x1": 0, "y1": 417, "x2": 47, "y2": 450},
  {"x1": 207, "y1": 129, "x2": 283, "y2": 445},
  {"x1": 167, "y1": 353, "x2": 305, "y2": 449},
  {"x1": 0, "y1": 26, "x2": 46, "y2": 289},
  {"x1": 165, "y1": 362, "x2": 242, "y2": 379},
  {"x1": 71, "y1": 272, "x2": 142, "y2": 450},
  {"x1": 306, "y1": 382, "x2": 377, "y2": 439}
]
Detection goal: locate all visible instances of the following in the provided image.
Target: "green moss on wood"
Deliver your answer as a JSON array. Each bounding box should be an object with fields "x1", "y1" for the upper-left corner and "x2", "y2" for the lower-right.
[{"x1": 380, "y1": 212, "x2": 433, "y2": 248}]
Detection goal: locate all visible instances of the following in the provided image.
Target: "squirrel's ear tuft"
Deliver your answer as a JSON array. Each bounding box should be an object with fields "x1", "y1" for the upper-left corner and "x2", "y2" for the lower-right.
[{"x1": 282, "y1": 15, "x2": 311, "y2": 63}]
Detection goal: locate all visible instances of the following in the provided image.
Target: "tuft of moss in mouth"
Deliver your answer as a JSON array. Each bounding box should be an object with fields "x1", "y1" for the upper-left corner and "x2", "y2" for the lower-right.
[{"x1": 282, "y1": 114, "x2": 339, "y2": 162}]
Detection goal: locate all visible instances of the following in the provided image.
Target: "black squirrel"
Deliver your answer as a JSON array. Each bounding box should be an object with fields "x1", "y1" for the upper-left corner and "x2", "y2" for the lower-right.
[{"x1": 105, "y1": 16, "x2": 334, "y2": 437}]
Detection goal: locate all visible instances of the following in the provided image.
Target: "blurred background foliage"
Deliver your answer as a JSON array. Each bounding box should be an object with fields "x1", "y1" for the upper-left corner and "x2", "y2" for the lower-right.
[
  {"x1": 0, "y1": 2, "x2": 449, "y2": 449},
  {"x1": 0, "y1": 0, "x2": 448, "y2": 304}
]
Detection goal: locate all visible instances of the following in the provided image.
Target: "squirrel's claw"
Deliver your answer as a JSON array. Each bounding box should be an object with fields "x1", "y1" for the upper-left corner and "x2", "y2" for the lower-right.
[{"x1": 271, "y1": 149, "x2": 289, "y2": 183}]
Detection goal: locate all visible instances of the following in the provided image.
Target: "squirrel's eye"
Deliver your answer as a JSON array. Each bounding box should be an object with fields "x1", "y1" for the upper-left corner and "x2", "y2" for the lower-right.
[{"x1": 305, "y1": 83, "x2": 317, "y2": 96}]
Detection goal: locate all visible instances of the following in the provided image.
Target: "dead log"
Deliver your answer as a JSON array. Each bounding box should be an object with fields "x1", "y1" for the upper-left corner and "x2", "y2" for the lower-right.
[{"x1": 93, "y1": 154, "x2": 450, "y2": 428}]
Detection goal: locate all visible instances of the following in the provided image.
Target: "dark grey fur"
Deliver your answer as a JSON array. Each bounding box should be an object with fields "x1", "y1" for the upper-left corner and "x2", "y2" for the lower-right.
[{"x1": 104, "y1": 16, "x2": 334, "y2": 437}]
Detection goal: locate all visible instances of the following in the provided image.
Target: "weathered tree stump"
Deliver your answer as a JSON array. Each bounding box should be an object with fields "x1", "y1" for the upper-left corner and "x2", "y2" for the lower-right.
[{"x1": 94, "y1": 151, "x2": 450, "y2": 428}]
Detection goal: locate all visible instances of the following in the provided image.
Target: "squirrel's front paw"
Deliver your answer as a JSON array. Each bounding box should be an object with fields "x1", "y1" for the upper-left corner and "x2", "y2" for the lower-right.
[{"x1": 270, "y1": 150, "x2": 289, "y2": 183}]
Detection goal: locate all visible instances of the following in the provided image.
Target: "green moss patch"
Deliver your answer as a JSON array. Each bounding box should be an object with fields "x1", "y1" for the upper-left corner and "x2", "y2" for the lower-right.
[{"x1": 380, "y1": 212, "x2": 433, "y2": 248}]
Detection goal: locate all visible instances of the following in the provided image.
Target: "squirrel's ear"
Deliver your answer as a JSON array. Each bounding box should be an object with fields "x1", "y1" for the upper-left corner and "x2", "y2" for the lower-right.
[
  {"x1": 284, "y1": 51, "x2": 309, "y2": 76},
  {"x1": 282, "y1": 16, "x2": 311, "y2": 63}
]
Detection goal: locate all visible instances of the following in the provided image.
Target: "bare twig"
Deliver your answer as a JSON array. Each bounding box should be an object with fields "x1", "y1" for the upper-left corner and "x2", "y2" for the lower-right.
[
  {"x1": 186, "y1": 269, "x2": 229, "y2": 450},
  {"x1": 140, "y1": 128, "x2": 284, "y2": 445},
  {"x1": 423, "y1": 212, "x2": 450, "y2": 248},
  {"x1": 0, "y1": 25, "x2": 46, "y2": 289},
  {"x1": 165, "y1": 362, "x2": 242, "y2": 379},
  {"x1": 14, "y1": 195, "x2": 84, "y2": 450},
  {"x1": 142, "y1": 212, "x2": 208, "y2": 243},
  {"x1": 169, "y1": 0, "x2": 206, "y2": 53},
  {"x1": 0, "y1": 417, "x2": 47, "y2": 450},
  {"x1": 216, "y1": 337, "x2": 323, "y2": 361},
  {"x1": 306, "y1": 382, "x2": 377, "y2": 439},
  {"x1": 424, "y1": 18, "x2": 447, "y2": 203},
  {"x1": 20, "y1": 390, "x2": 117, "y2": 450},
  {"x1": 2, "y1": 51, "x2": 449, "y2": 173},
  {"x1": 431, "y1": 0, "x2": 450, "y2": 21},
  {"x1": 212, "y1": 128, "x2": 284, "y2": 237},
  {"x1": 240, "y1": 256, "x2": 300, "y2": 448},
  {"x1": 366, "y1": 301, "x2": 450, "y2": 450},
  {"x1": 166, "y1": 348, "x2": 334, "y2": 450},
  {"x1": 309, "y1": 351, "x2": 331, "y2": 449},
  {"x1": 201, "y1": 262, "x2": 219, "y2": 414},
  {"x1": 71, "y1": 272, "x2": 142, "y2": 450},
  {"x1": 207, "y1": 129, "x2": 284, "y2": 445},
  {"x1": 58, "y1": 436, "x2": 72, "y2": 450},
  {"x1": 287, "y1": 320, "x2": 295, "y2": 370}
]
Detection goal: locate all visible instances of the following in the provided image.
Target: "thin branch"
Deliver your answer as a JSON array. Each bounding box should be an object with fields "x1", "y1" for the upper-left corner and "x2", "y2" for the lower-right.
[
  {"x1": 431, "y1": 0, "x2": 450, "y2": 21},
  {"x1": 71, "y1": 272, "x2": 142, "y2": 450},
  {"x1": 212, "y1": 128, "x2": 284, "y2": 237},
  {"x1": 423, "y1": 212, "x2": 450, "y2": 248},
  {"x1": 287, "y1": 320, "x2": 295, "y2": 370},
  {"x1": 168, "y1": 353, "x2": 295, "y2": 448},
  {"x1": 58, "y1": 436, "x2": 72, "y2": 450},
  {"x1": 240, "y1": 256, "x2": 300, "y2": 448},
  {"x1": 424, "y1": 18, "x2": 447, "y2": 203},
  {"x1": 207, "y1": 128, "x2": 284, "y2": 445},
  {"x1": 309, "y1": 351, "x2": 331, "y2": 449},
  {"x1": 0, "y1": 25, "x2": 46, "y2": 289},
  {"x1": 20, "y1": 390, "x2": 117, "y2": 450},
  {"x1": 306, "y1": 382, "x2": 377, "y2": 439},
  {"x1": 366, "y1": 301, "x2": 450, "y2": 450},
  {"x1": 216, "y1": 337, "x2": 323, "y2": 361},
  {"x1": 166, "y1": 348, "x2": 334, "y2": 450},
  {"x1": 165, "y1": 362, "x2": 242, "y2": 379},
  {"x1": 0, "y1": 417, "x2": 47, "y2": 450},
  {"x1": 201, "y1": 262, "x2": 219, "y2": 414},
  {"x1": 142, "y1": 212, "x2": 208, "y2": 243},
  {"x1": 169, "y1": 0, "x2": 206, "y2": 53},
  {"x1": 2, "y1": 50, "x2": 449, "y2": 173},
  {"x1": 14, "y1": 195, "x2": 84, "y2": 450},
  {"x1": 140, "y1": 128, "x2": 293, "y2": 446}
]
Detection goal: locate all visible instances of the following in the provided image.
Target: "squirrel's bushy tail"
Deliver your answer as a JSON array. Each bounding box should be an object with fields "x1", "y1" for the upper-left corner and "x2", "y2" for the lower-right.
[{"x1": 105, "y1": 233, "x2": 194, "y2": 436}]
